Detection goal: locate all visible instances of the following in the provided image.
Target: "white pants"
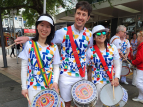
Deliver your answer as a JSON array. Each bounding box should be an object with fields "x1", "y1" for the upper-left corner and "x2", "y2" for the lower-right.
[
  {"x1": 132, "y1": 68, "x2": 137, "y2": 85},
  {"x1": 135, "y1": 69, "x2": 143, "y2": 100},
  {"x1": 94, "y1": 84, "x2": 106, "y2": 107},
  {"x1": 59, "y1": 75, "x2": 83, "y2": 102},
  {"x1": 28, "y1": 89, "x2": 41, "y2": 107}
]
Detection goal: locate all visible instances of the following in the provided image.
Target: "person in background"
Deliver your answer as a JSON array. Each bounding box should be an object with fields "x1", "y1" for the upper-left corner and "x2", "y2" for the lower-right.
[
  {"x1": 10, "y1": 37, "x2": 16, "y2": 58},
  {"x1": 126, "y1": 34, "x2": 129, "y2": 40},
  {"x1": 132, "y1": 31, "x2": 143, "y2": 103},
  {"x1": 130, "y1": 33, "x2": 138, "y2": 86},
  {"x1": 120, "y1": 31, "x2": 130, "y2": 84}
]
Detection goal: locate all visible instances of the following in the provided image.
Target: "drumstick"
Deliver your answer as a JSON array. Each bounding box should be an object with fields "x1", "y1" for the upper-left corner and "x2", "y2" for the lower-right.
[
  {"x1": 6, "y1": 43, "x2": 16, "y2": 49},
  {"x1": 119, "y1": 53, "x2": 133, "y2": 66},
  {"x1": 26, "y1": 94, "x2": 31, "y2": 105},
  {"x1": 112, "y1": 67, "x2": 115, "y2": 100}
]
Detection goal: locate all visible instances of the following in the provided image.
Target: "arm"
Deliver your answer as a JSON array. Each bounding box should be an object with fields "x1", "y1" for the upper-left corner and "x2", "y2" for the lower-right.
[
  {"x1": 15, "y1": 36, "x2": 30, "y2": 44},
  {"x1": 132, "y1": 51, "x2": 142, "y2": 66},
  {"x1": 51, "y1": 64, "x2": 60, "y2": 94},
  {"x1": 87, "y1": 66, "x2": 92, "y2": 81},
  {"x1": 125, "y1": 48, "x2": 130, "y2": 58},
  {"x1": 21, "y1": 59, "x2": 28, "y2": 98}
]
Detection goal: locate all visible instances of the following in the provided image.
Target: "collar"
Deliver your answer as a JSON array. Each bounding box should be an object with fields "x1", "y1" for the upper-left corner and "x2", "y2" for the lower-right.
[{"x1": 71, "y1": 24, "x2": 86, "y2": 33}]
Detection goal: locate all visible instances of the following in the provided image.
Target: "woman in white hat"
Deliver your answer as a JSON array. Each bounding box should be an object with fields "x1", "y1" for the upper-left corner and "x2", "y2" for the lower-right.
[
  {"x1": 86, "y1": 25, "x2": 121, "y2": 106},
  {"x1": 18, "y1": 14, "x2": 61, "y2": 106}
]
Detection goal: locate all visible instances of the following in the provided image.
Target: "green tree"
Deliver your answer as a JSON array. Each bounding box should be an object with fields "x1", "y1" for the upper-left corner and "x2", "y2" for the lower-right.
[{"x1": 0, "y1": 0, "x2": 67, "y2": 27}]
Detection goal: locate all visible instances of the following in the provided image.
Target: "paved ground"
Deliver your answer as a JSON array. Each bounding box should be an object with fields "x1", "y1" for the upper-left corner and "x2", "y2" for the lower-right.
[{"x1": 0, "y1": 48, "x2": 142, "y2": 107}]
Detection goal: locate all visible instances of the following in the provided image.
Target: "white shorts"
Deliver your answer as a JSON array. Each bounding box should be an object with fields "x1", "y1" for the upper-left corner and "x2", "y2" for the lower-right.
[
  {"x1": 59, "y1": 75, "x2": 84, "y2": 102},
  {"x1": 28, "y1": 89, "x2": 41, "y2": 107}
]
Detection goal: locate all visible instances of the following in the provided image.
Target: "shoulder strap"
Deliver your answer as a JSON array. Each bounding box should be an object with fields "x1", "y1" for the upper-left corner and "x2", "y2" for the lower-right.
[
  {"x1": 67, "y1": 26, "x2": 85, "y2": 78},
  {"x1": 111, "y1": 37, "x2": 119, "y2": 44},
  {"x1": 32, "y1": 40, "x2": 52, "y2": 87},
  {"x1": 93, "y1": 45, "x2": 112, "y2": 80}
]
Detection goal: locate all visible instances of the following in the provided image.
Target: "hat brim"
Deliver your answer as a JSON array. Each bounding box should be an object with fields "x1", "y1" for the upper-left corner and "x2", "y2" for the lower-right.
[
  {"x1": 92, "y1": 28, "x2": 109, "y2": 34},
  {"x1": 37, "y1": 16, "x2": 54, "y2": 26}
]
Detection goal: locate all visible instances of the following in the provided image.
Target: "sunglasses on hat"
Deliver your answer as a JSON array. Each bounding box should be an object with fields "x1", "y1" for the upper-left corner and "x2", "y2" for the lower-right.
[{"x1": 96, "y1": 31, "x2": 106, "y2": 36}]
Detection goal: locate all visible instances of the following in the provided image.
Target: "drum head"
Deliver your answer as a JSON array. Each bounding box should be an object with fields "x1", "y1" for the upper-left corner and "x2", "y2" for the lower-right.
[
  {"x1": 31, "y1": 89, "x2": 59, "y2": 107},
  {"x1": 71, "y1": 80, "x2": 97, "y2": 104},
  {"x1": 121, "y1": 66, "x2": 130, "y2": 76},
  {"x1": 100, "y1": 83, "x2": 123, "y2": 106}
]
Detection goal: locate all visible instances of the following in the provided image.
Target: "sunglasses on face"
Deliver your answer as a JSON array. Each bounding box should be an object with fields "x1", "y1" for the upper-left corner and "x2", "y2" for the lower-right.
[{"x1": 96, "y1": 31, "x2": 106, "y2": 36}]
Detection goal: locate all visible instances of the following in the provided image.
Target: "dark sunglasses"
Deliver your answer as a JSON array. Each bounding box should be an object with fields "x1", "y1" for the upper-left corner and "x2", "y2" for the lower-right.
[{"x1": 96, "y1": 31, "x2": 106, "y2": 36}]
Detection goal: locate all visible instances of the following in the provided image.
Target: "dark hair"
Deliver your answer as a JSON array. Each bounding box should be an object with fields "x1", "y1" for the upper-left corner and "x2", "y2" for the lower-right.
[
  {"x1": 75, "y1": 1, "x2": 92, "y2": 16},
  {"x1": 32, "y1": 14, "x2": 55, "y2": 45},
  {"x1": 93, "y1": 33, "x2": 108, "y2": 49}
]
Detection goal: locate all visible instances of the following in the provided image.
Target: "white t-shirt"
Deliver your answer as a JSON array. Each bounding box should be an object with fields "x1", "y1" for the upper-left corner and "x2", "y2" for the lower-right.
[
  {"x1": 110, "y1": 35, "x2": 121, "y2": 49},
  {"x1": 52, "y1": 24, "x2": 93, "y2": 78},
  {"x1": 18, "y1": 41, "x2": 61, "y2": 90}
]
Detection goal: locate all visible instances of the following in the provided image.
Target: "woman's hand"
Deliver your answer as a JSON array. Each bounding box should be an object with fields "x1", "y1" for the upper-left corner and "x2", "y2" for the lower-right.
[
  {"x1": 111, "y1": 78, "x2": 119, "y2": 87},
  {"x1": 21, "y1": 89, "x2": 31, "y2": 105},
  {"x1": 51, "y1": 82, "x2": 59, "y2": 94},
  {"x1": 21, "y1": 89, "x2": 28, "y2": 98}
]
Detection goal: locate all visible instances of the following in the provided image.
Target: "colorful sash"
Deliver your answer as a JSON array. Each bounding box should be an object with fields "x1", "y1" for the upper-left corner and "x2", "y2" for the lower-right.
[
  {"x1": 93, "y1": 44, "x2": 113, "y2": 80},
  {"x1": 32, "y1": 40, "x2": 52, "y2": 87}
]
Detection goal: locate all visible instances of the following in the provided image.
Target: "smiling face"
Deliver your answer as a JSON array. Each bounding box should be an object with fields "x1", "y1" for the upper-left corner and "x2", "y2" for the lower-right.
[
  {"x1": 74, "y1": 8, "x2": 90, "y2": 30},
  {"x1": 37, "y1": 21, "x2": 51, "y2": 39},
  {"x1": 119, "y1": 27, "x2": 127, "y2": 38},
  {"x1": 94, "y1": 30, "x2": 107, "y2": 43}
]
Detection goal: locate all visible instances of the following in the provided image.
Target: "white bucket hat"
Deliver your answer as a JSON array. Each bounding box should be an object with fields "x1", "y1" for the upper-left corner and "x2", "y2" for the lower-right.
[
  {"x1": 37, "y1": 16, "x2": 54, "y2": 26},
  {"x1": 92, "y1": 25, "x2": 109, "y2": 34}
]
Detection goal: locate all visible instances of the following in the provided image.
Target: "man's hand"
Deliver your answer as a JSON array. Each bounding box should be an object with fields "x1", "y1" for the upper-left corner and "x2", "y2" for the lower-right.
[
  {"x1": 111, "y1": 78, "x2": 119, "y2": 87},
  {"x1": 51, "y1": 82, "x2": 59, "y2": 94},
  {"x1": 15, "y1": 36, "x2": 29, "y2": 44}
]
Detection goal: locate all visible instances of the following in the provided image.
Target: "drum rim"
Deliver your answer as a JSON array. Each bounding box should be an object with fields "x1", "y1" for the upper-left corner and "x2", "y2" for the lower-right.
[
  {"x1": 71, "y1": 79, "x2": 97, "y2": 104},
  {"x1": 121, "y1": 66, "x2": 130, "y2": 76},
  {"x1": 31, "y1": 89, "x2": 60, "y2": 107},
  {"x1": 99, "y1": 83, "x2": 124, "y2": 106},
  {"x1": 59, "y1": 97, "x2": 65, "y2": 107},
  {"x1": 73, "y1": 98, "x2": 97, "y2": 107}
]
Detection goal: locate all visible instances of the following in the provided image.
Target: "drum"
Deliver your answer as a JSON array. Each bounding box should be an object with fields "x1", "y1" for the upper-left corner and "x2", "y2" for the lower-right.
[
  {"x1": 58, "y1": 97, "x2": 65, "y2": 107},
  {"x1": 31, "y1": 89, "x2": 59, "y2": 107},
  {"x1": 100, "y1": 83, "x2": 128, "y2": 107},
  {"x1": 121, "y1": 61, "x2": 130, "y2": 76},
  {"x1": 71, "y1": 80, "x2": 98, "y2": 107}
]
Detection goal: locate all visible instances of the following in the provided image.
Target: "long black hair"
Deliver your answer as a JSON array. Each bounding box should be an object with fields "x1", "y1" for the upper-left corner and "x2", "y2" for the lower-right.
[
  {"x1": 93, "y1": 33, "x2": 108, "y2": 49},
  {"x1": 32, "y1": 14, "x2": 55, "y2": 45}
]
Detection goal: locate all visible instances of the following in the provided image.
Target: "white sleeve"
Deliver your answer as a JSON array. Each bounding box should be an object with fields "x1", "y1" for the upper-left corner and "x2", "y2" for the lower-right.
[
  {"x1": 113, "y1": 39, "x2": 121, "y2": 49},
  {"x1": 88, "y1": 35, "x2": 93, "y2": 48},
  {"x1": 18, "y1": 41, "x2": 30, "y2": 60},
  {"x1": 113, "y1": 45, "x2": 120, "y2": 60},
  {"x1": 21, "y1": 59, "x2": 28, "y2": 90},
  {"x1": 127, "y1": 40, "x2": 131, "y2": 48},
  {"x1": 53, "y1": 64, "x2": 60, "y2": 84},
  {"x1": 113, "y1": 59, "x2": 121, "y2": 79},
  {"x1": 53, "y1": 45, "x2": 61, "y2": 64},
  {"x1": 28, "y1": 37, "x2": 34, "y2": 40},
  {"x1": 52, "y1": 28, "x2": 66, "y2": 44}
]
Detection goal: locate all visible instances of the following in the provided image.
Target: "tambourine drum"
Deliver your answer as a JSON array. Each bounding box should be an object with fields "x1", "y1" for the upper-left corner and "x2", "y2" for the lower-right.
[
  {"x1": 100, "y1": 83, "x2": 128, "y2": 107},
  {"x1": 121, "y1": 62, "x2": 130, "y2": 76},
  {"x1": 71, "y1": 80, "x2": 97, "y2": 107},
  {"x1": 58, "y1": 97, "x2": 65, "y2": 107},
  {"x1": 31, "y1": 89, "x2": 59, "y2": 107}
]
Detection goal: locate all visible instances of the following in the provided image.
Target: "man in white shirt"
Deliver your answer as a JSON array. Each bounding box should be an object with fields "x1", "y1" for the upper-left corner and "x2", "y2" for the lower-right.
[
  {"x1": 110, "y1": 25, "x2": 129, "y2": 84},
  {"x1": 15, "y1": 1, "x2": 93, "y2": 107}
]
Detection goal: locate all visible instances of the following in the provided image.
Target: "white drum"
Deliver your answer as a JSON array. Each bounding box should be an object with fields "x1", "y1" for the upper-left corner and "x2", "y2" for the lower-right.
[
  {"x1": 121, "y1": 62, "x2": 130, "y2": 76},
  {"x1": 71, "y1": 80, "x2": 98, "y2": 107},
  {"x1": 100, "y1": 83, "x2": 128, "y2": 107}
]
